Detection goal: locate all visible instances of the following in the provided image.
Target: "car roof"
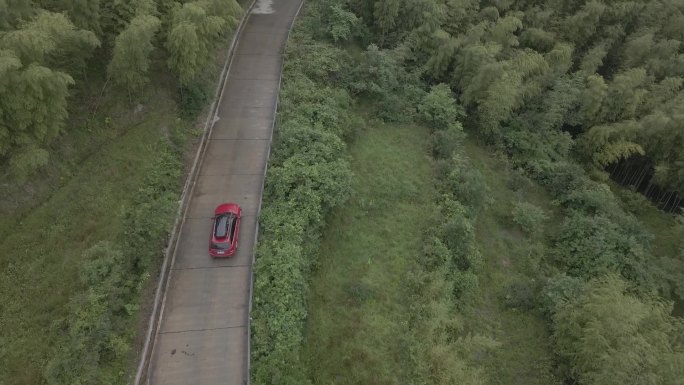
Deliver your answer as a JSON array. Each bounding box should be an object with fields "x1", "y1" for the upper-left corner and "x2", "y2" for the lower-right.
[{"x1": 215, "y1": 214, "x2": 235, "y2": 239}]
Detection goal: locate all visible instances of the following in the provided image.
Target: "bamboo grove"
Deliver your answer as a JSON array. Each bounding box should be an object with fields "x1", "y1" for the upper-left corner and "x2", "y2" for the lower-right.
[
  {"x1": 346, "y1": 0, "x2": 684, "y2": 211},
  {"x1": 0, "y1": 0, "x2": 243, "y2": 178}
]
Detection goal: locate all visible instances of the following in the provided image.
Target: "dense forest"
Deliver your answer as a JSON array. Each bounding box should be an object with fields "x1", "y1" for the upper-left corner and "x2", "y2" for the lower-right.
[
  {"x1": 253, "y1": 0, "x2": 684, "y2": 384},
  {"x1": 355, "y1": 0, "x2": 684, "y2": 211},
  {"x1": 0, "y1": 0, "x2": 243, "y2": 178}
]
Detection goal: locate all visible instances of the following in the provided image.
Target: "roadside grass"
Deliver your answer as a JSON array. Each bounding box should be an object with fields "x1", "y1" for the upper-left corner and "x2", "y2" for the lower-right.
[
  {"x1": 0, "y1": 89, "x2": 180, "y2": 383},
  {"x1": 303, "y1": 122, "x2": 436, "y2": 384},
  {"x1": 460, "y1": 139, "x2": 562, "y2": 385}
]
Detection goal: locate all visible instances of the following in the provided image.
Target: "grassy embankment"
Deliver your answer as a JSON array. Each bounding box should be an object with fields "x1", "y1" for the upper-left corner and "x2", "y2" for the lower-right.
[
  {"x1": 0, "y1": 13, "x2": 248, "y2": 383},
  {"x1": 304, "y1": 123, "x2": 435, "y2": 383},
  {"x1": 0, "y1": 87, "x2": 177, "y2": 383},
  {"x1": 461, "y1": 140, "x2": 560, "y2": 384},
  {"x1": 302, "y1": 121, "x2": 562, "y2": 383}
]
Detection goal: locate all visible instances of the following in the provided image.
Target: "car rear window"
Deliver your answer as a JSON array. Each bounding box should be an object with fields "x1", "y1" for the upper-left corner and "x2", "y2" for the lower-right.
[{"x1": 211, "y1": 242, "x2": 232, "y2": 250}]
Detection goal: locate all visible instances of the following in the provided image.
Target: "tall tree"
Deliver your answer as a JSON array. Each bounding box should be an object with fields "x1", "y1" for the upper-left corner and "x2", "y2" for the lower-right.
[
  {"x1": 553, "y1": 274, "x2": 684, "y2": 385},
  {"x1": 0, "y1": 0, "x2": 34, "y2": 30},
  {"x1": 0, "y1": 59, "x2": 74, "y2": 177},
  {"x1": 1, "y1": 11, "x2": 100, "y2": 76},
  {"x1": 36, "y1": 0, "x2": 102, "y2": 35},
  {"x1": 165, "y1": 1, "x2": 242, "y2": 84},
  {"x1": 107, "y1": 14, "x2": 161, "y2": 93}
]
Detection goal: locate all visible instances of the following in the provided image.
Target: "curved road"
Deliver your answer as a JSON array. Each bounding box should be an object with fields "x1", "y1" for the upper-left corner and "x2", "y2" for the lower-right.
[{"x1": 147, "y1": 0, "x2": 303, "y2": 383}]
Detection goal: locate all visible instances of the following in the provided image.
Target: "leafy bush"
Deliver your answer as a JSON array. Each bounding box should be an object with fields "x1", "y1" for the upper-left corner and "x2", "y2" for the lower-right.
[
  {"x1": 418, "y1": 83, "x2": 464, "y2": 130},
  {"x1": 553, "y1": 211, "x2": 654, "y2": 289},
  {"x1": 421, "y1": 236, "x2": 452, "y2": 271},
  {"x1": 178, "y1": 80, "x2": 210, "y2": 120},
  {"x1": 541, "y1": 274, "x2": 584, "y2": 314},
  {"x1": 511, "y1": 201, "x2": 548, "y2": 235},
  {"x1": 251, "y1": 13, "x2": 355, "y2": 384},
  {"x1": 444, "y1": 154, "x2": 489, "y2": 216},
  {"x1": 327, "y1": 3, "x2": 360, "y2": 42},
  {"x1": 349, "y1": 44, "x2": 424, "y2": 122},
  {"x1": 432, "y1": 123, "x2": 466, "y2": 160},
  {"x1": 614, "y1": 187, "x2": 654, "y2": 215},
  {"x1": 503, "y1": 279, "x2": 540, "y2": 311}
]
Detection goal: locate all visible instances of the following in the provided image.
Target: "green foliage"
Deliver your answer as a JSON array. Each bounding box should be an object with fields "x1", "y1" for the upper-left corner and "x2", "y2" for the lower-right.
[
  {"x1": 511, "y1": 201, "x2": 548, "y2": 235},
  {"x1": 0, "y1": 59, "x2": 74, "y2": 175},
  {"x1": 37, "y1": 0, "x2": 103, "y2": 34},
  {"x1": 541, "y1": 274, "x2": 583, "y2": 313},
  {"x1": 107, "y1": 14, "x2": 161, "y2": 93},
  {"x1": 0, "y1": 0, "x2": 34, "y2": 29},
  {"x1": 165, "y1": 0, "x2": 243, "y2": 84},
  {"x1": 417, "y1": 83, "x2": 464, "y2": 130},
  {"x1": 350, "y1": 44, "x2": 424, "y2": 122},
  {"x1": 44, "y1": 242, "x2": 128, "y2": 385},
  {"x1": 432, "y1": 122, "x2": 465, "y2": 160},
  {"x1": 0, "y1": 11, "x2": 99, "y2": 175},
  {"x1": 178, "y1": 79, "x2": 210, "y2": 119},
  {"x1": 44, "y1": 145, "x2": 181, "y2": 384},
  {"x1": 2, "y1": 11, "x2": 100, "y2": 74},
  {"x1": 354, "y1": 0, "x2": 684, "y2": 195},
  {"x1": 251, "y1": 18, "x2": 355, "y2": 384},
  {"x1": 283, "y1": 39, "x2": 351, "y2": 86},
  {"x1": 373, "y1": 0, "x2": 401, "y2": 43},
  {"x1": 554, "y1": 211, "x2": 653, "y2": 289},
  {"x1": 552, "y1": 274, "x2": 684, "y2": 385},
  {"x1": 443, "y1": 153, "x2": 488, "y2": 216},
  {"x1": 327, "y1": 3, "x2": 360, "y2": 42}
]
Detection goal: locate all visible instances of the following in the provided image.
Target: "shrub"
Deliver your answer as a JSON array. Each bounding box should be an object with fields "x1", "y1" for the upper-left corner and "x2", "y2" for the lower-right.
[
  {"x1": 553, "y1": 212, "x2": 653, "y2": 289},
  {"x1": 418, "y1": 83, "x2": 464, "y2": 130},
  {"x1": 178, "y1": 80, "x2": 210, "y2": 120},
  {"x1": 421, "y1": 236, "x2": 452, "y2": 271},
  {"x1": 541, "y1": 274, "x2": 584, "y2": 314},
  {"x1": 503, "y1": 278, "x2": 540, "y2": 311},
  {"x1": 432, "y1": 122, "x2": 466, "y2": 159},
  {"x1": 327, "y1": 3, "x2": 360, "y2": 43},
  {"x1": 251, "y1": 17, "x2": 355, "y2": 384},
  {"x1": 511, "y1": 201, "x2": 548, "y2": 235},
  {"x1": 444, "y1": 154, "x2": 489, "y2": 216}
]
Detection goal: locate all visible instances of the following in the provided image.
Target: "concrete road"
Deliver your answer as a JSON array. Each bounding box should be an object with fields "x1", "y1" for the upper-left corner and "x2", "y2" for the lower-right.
[{"x1": 147, "y1": 0, "x2": 303, "y2": 383}]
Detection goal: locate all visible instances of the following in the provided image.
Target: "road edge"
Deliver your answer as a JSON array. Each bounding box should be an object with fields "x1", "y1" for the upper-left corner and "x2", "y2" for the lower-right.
[{"x1": 132, "y1": 3, "x2": 258, "y2": 383}]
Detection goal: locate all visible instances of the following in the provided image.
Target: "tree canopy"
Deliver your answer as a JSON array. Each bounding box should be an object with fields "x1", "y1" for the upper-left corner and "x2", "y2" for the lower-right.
[{"x1": 0, "y1": 0, "x2": 243, "y2": 176}]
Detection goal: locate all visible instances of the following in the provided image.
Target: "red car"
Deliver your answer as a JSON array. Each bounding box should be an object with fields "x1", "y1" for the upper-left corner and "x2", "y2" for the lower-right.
[{"x1": 209, "y1": 203, "x2": 241, "y2": 257}]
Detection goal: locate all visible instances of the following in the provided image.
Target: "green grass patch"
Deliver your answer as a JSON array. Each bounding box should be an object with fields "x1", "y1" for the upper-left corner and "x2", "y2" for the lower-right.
[
  {"x1": 302, "y1": 122, "x2": 436, "y2": 384},
  {"x1": 0, "y1": 92, "x2": 179, "y2": 383},
  {"x1": 460, "y1": 139, "x2": 562, "y2": 385}
]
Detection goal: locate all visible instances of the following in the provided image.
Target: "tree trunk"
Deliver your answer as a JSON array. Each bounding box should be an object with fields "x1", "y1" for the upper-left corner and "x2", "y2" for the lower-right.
[{"x1": 634, "y1": 165, "x2": 649, "y2": 191}]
